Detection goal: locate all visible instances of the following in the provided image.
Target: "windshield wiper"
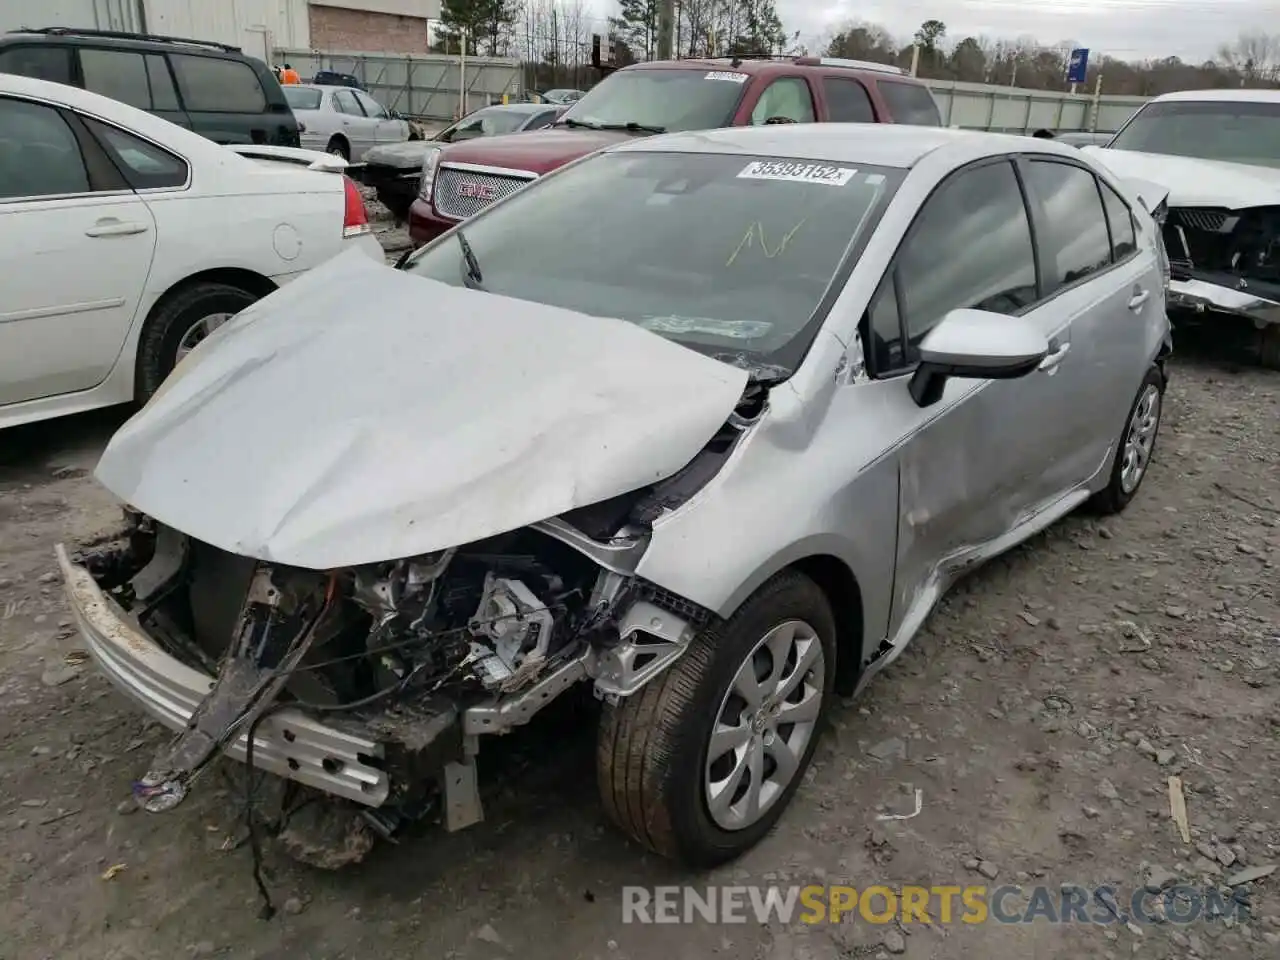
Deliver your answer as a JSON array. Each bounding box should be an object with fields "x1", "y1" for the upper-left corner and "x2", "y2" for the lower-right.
[
  {"x1": 598, "y1": 121, "x2": 667, "y2": 134},
  {"x1": 456, "y1": 229, "x2": 484, "y2": 289},
  {"x1": 558, "y1": 117, "x2": 602, "y2": 129}
]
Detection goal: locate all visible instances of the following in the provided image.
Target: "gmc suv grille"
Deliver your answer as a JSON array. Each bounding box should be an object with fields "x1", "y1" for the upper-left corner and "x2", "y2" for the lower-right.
[{"x1": 434, "y1": 167, "x2": 536, "y2": 220}]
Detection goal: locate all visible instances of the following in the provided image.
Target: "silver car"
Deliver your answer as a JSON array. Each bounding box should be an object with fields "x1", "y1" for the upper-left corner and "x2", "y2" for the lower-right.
[
  {"x1": 60, "y1": 125, "x2": 1171, "y2": 873},
  {"x1": 283, "y1": 83, "x2": 409, "y2": 161}
]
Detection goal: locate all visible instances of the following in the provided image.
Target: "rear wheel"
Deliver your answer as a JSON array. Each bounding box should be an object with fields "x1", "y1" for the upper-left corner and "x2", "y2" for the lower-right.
[
  {"x1": 1089, "y1": 365, "x2": 1165, "y2": 514},
  {"x1": 326, "y1": 136, "x2": 350, "y2": 161},
  {"x1": 597, "y1": 571, "x2": 835, "y2": 867},
  {"x1": 1260, "y1": 325, "x2": 1280, "y2": 370},
  {"x1": 135, "y1": 282, "x2": 259, "y2": 401}
]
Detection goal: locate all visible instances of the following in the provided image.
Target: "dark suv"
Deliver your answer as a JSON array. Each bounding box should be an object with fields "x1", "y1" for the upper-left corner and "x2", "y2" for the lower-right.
[{"x1": 0, "y1": 27, "x2": 300, "y2": 147}]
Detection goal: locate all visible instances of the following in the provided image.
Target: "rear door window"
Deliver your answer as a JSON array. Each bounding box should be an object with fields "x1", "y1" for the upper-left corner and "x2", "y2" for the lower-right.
[
  {"x1": 1098, "y1": 180, "x2": 1138, "y2": 260},
  {"x1": 879, "y1": 81, "x2": 941, "y2": 126},
  {"x1": 823, "y1": 78, "x2": 875, "y2": 123},
  {"x1": 170, "y1": 54, "x2": 267, "y2": 113},
  {"x1": 80, "y1": 49, "x2": 151, "y2": 110},
  {"x1": 0, "y1": 45, "x2": 74, "y2": 84},
  {"x1": 1022, "y1": 160, "x2": 1113, "y2": 292}
]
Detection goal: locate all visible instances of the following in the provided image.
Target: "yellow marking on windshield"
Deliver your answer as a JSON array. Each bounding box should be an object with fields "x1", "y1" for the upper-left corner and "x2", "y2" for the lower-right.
[{"x1": 726, "y1": 218, "x2": 809, "y2": 267}]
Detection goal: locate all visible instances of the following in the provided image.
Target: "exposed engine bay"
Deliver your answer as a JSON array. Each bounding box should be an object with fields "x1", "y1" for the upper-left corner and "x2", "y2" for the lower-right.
[
  {"x1": 69, "y1": 381, "x2": 769, "y2": 895},
  {"x1": 1164, "y1": 204, "x2": 1280, "y2": 296}
]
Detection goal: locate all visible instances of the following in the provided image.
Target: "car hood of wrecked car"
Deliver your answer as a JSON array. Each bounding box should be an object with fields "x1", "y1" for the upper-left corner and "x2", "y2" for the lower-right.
[
  {"x1": 94, "y1": 249, "x2": 750, "y2": 570},
  {"x1": 1083, "y1": 146, "x2": 1280, "y2": 208}
]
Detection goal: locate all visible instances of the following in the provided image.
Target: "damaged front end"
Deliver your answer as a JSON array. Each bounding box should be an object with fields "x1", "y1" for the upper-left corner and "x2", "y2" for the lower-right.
[
  {"x1": 58, "y1": 382, "x2": 769, "y2": 867},
  {"x1": 1163, "y1": 204, "x2": 1280, "y2": 329}
]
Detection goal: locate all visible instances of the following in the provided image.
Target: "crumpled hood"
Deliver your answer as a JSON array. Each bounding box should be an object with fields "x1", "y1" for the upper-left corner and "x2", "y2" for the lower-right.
[
  {"x1": 364, "y1": 140, "x2": 440, "y2": 168},
  {"x1": 95, "y1": 250, "x2": 748, "y2": 570},
  {"x1": 437, "y1": 127, "x2": 630, "y2": 175},
  {"x1": 1084, "y1": 147, "x2": 1280, "y2": 208}
]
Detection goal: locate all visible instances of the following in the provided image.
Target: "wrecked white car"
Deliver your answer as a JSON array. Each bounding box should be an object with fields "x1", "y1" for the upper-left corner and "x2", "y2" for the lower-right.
[
  {"x1": 1084, "y1": 89, "x2": 1280, "y2": 368},
  {"x1": 60, "y1": 125, "x2": 1170, "y2": 891}
]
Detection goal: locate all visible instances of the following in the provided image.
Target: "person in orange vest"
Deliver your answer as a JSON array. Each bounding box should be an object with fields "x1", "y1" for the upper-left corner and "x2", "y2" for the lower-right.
[{"x1": 280, "y1": 63, "x2": 300, "y2": 84}]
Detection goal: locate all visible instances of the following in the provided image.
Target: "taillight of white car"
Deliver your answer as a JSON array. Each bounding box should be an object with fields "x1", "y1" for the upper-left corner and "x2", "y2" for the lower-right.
[{"x1": 343, "y1": 175, "x2": 371, "y2": 238}]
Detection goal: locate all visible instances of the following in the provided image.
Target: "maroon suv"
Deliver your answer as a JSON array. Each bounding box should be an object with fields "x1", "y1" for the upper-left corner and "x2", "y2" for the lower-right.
[{"x1": 408, "y1": 56, "x2": 941, "y2": 246}]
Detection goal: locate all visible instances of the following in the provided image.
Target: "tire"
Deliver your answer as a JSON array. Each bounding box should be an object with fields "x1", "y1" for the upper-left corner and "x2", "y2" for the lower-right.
[
  {"x1": 1261, "y1": 325, "x2": 1280, "y2": 370},
  {"x1": 326, "y1": 136, "x2": 350, "y2": 161},
  {"x1": 376, "y1": 187, "x2": 412, "y2": 223},
  {"x1": 597, "y1": 570, "x2": 837, "y2": 867},
  {"x1": 135, "y1": 282, "x2": 259, "y2": 401},
  {"x1": 1089, "y1": 364, "x2": 1165, "y2": 515}
]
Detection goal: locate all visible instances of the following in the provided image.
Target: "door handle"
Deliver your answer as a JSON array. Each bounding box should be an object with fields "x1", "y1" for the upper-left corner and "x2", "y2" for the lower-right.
[
  {"x1": 1038, "y1": 341, "x2": 1071, "y2": 373},
  {"x1": 1128, "y1": 289, "x2": 1151, "y2": 311},
  {"x1": 86, "y1": 220, "x2": 149, "y2": 238}
]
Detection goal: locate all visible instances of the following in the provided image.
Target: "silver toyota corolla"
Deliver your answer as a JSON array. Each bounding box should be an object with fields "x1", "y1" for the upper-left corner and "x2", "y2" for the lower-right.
[{"x1": 60, "y1": 124, "x2": 1171, "y2": 872}]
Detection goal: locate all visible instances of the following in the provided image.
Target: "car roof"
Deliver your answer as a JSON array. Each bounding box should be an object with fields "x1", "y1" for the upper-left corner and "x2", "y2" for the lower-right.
[
  {"x1": 623, "y1": 56, "x2": 919, "y2": 82},
  {"x1": 1151, "y1": 88, "x2": 1280, "y2": 104},
  {"x1": 609, "y1": 124, "x2": 1062, "y2": 169},
  {"x1": 2, "y1": 28, "x2": 245, "y2": 58}
]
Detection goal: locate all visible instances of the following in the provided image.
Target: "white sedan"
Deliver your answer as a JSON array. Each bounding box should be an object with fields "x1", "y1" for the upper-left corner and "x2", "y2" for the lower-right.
[
  {"x1": 282, "y1": 83, "x2": 410, "y2": 162},
  {"x1": 0, "y1": 73, "x2": 383, "y2": 431}
]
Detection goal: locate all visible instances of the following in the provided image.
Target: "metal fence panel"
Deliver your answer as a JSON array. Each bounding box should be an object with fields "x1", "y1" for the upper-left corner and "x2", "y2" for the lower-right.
[
  {"x1": 276, "y1": 48, "x2": 522, "y2": 120},
  {"x1": 924, "y1": 79, "x2": 1148, "y2": 133}
]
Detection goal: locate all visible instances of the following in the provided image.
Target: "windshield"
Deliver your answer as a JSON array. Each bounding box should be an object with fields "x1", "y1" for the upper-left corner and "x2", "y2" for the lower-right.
[
  {"x1": 403, "y1": 151, "x2": 900, "y2": 373},
  {"x1": 558, "y1": 69, "x2": 750, "y2": 133},
  {"x1": 442, "y1": 108, "x2": 532, "y2": 141},
  {"x1": 1109, "y1": 100, "x2": 1280, "y2": 169},
  {"x1": 283, "y1": 87, "x2": 322, "y2": 111}
]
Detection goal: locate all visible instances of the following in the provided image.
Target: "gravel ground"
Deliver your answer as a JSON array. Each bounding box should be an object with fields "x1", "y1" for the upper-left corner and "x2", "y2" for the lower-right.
[{"x1": 0, "y1": 317, "x2": 1276, "y2": 959}]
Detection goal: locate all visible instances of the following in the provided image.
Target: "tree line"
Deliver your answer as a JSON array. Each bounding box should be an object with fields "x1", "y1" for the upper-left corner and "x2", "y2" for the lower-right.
[
  {"x1": 827, "y1": 20, "x2": 1280, "y2": 96},
  {"x1": 429, "y1": 2, "x2": 1280, "y2": 99}
]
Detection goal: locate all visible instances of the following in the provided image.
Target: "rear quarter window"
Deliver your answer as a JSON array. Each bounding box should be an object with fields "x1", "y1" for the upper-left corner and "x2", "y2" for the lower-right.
[
  {"x1": 879, "y1": 81, "x2": 941, "y2": 126},
  {"x1": 170, "y1": 54, "x2": 268, "y2": 113},
  {"x1": 0, "y1": 45, "x2": 74, "y2": 85}
]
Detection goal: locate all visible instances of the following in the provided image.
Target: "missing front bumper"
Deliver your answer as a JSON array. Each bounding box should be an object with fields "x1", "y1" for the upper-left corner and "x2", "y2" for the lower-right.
[
  {"x1": 56, "y1": 544, "x2": 391, "y2": 806},
  {"x1": 1169, "y1": 277, "x2": 1280, "y2": 326}
]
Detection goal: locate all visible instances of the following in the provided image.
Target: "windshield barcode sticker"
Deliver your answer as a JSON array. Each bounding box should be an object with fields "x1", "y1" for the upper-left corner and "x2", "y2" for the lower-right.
[
  {"x1": 705, "y1": 71, "x2": 748, "y2": 83},
  {"x1": 737, "y1": 161, "x2": 857, "y2": 185}
]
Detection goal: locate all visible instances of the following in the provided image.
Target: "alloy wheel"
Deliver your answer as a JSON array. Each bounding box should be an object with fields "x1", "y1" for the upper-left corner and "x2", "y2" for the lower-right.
[{"x1": 704, "y1": 619, "x2": 825, "y2": 831}]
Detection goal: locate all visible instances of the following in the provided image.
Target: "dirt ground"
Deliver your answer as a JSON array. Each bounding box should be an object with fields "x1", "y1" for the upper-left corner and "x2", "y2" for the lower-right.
[{"x1": 1, "y1": 310, "x2": 1277, "y2": 959}]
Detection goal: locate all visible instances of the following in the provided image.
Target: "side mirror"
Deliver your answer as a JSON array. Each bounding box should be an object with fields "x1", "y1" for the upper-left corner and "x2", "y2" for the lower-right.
[{"x1": 908, "y1": 308, "x2": 1050, "y2": 408}]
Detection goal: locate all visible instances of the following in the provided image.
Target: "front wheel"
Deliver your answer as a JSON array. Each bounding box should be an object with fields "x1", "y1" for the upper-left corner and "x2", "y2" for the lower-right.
[
  {"x1": 1089, "y1": 364, "x2": 1165, "y2": 515},
  {"x1": 597, "y1": 571, "x2": 836, "y2": 867}
]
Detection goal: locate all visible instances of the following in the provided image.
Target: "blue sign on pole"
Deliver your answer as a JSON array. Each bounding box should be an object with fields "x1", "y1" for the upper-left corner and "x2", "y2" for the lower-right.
[{"x1": 1067, "y1": 48, "x2": 1090, "y2": 83}]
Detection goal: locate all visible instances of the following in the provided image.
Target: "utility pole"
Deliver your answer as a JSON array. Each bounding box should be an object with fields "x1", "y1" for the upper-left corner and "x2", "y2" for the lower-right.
[{"x1": 657, "y1": 0, "x2": 675, "y2": 61}]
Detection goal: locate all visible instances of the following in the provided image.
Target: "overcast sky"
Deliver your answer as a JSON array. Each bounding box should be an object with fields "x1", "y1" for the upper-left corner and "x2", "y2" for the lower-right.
[{"x1": 598, "y1": 0, "x2": 1276, "y2": 63}]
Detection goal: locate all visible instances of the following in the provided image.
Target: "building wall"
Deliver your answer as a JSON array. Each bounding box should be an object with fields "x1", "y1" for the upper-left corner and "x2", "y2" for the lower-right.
[
  {"x1": 308, "y1": 5, "x2": 429, "y2": 54},
  {"x1": 142, "y1": 0, "x2": 310, "y2": 60},
  {"x1": 0, "y1": 0, "x2": 142, "y2": 34},
  {"x1": 309, "y1": 0, "x2": 440, "y2": 17}
]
